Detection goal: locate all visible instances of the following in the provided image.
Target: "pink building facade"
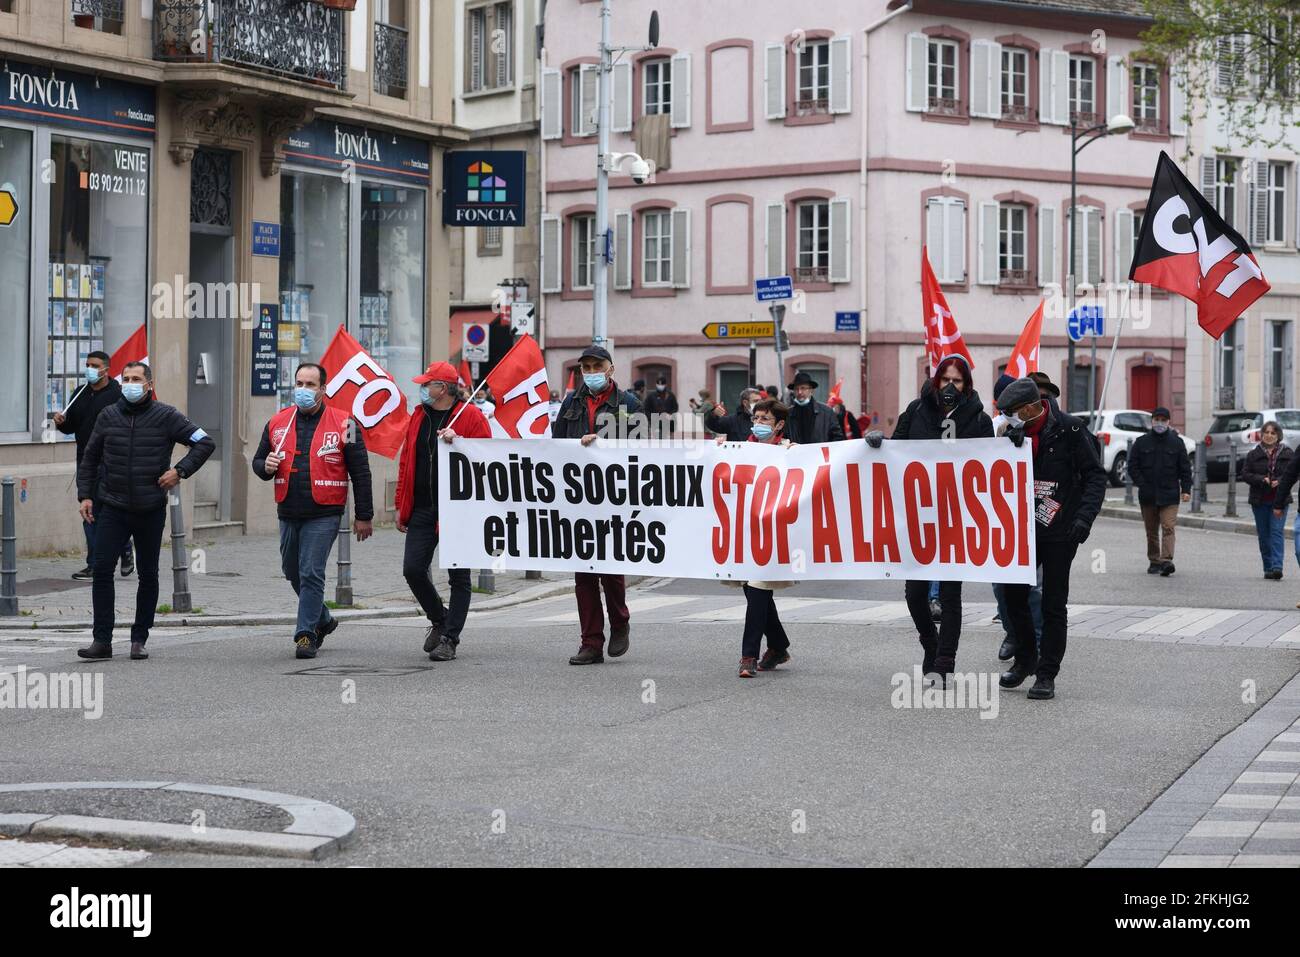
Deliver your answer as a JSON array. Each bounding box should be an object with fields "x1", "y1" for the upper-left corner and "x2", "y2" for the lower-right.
[{"x1": 539, "y1": 0, "x2": 1187, "y2": 430}]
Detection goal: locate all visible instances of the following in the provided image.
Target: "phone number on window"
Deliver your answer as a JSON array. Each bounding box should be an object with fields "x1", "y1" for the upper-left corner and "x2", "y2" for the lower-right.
[{"x1": 86, "y1": 172, "x2": 147, "y2": 197}]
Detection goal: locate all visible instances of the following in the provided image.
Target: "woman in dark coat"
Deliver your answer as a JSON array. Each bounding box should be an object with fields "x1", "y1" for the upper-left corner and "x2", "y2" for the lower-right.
[{"x1": 1243, "y1": 420, "x2": 1293, "y2": 579}]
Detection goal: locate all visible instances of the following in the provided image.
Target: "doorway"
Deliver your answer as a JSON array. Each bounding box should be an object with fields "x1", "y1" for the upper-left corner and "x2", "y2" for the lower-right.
[{"x1": 1131, "y1": 365, "x2": 1160, "y2": 411}]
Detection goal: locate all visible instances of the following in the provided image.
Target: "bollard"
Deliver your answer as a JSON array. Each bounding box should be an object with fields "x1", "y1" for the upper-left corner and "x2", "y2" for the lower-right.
[
  {"x1": 335, "y1": 500, "x2": 353, "y2": 607},
  {"x1": 1, "y1": 477, "x2": 17, "y2": 616},
  {"x1": 168, "y1": 486, "x2": 192, "y2": 614},
  {"x1": 1191, "y1": 444, "x2": 1205, "y2": 514},
  {"x1": 1225, "y1": 436, "x2": 1238, "y2": 518},
  {"x1": 1123, "y1": 439, "x2": 1135, "y2": 506},
  {"x1": 477, "y1": 566, "x2": 496, "y2": 593},
  {"x1": 525, "y1": 569, "x2": 542, "y2": 580}
]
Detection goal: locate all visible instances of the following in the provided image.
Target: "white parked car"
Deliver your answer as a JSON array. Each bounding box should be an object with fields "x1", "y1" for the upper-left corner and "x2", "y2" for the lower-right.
[{"x1": 1070, "y1": 409, "x2": 1196, "y2": 487}]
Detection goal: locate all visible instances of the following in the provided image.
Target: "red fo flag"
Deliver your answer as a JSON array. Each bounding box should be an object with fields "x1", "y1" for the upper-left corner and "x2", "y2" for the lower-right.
[
  {"x1": 921, "y1": 247, "x2": 974, "y2": 372},
  {"x1": 1130, "y1": 151, "x2": 1270, "y2": 339},
  {"x1": 318, "y1": 325, "x2": 410, "y2": 458},
  {"x1": 1005, "y1": 299, "x2": 1044, "y2": 379},
  {"x1": 458, "y1": 360, "x2": 473, "y2": 389},
  {"x1": 484, "y1": 334, "x2": 552, "y2": 438},
  {"x1": 108, "y1": 323, "x2": 149, "y2": 379}
]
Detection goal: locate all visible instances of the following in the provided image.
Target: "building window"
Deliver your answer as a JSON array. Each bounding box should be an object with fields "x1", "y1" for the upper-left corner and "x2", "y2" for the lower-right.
[
  {"x1": 70, "y1": 0, "x2": 124, "y2": 35},
  {"x1": 479, "y1": 225, "x2": 503, "y2": 256},
  {"x1": 797, "y1": 39, "x2": 831, "y2": 115},
  {"x1": 796, "y1": 200, "x2": 830, "y2": 283},
  {"x1": 999, "y1": 205, "x2": 1029, "y2": 283},
  {"x1": 467, "y1": 2, "x2": 515, "y2": 93},
  {"x1": 926, "y1": 195, "x2": 966, "y2": 284},
  {"x1": 1266, "y1": 162, "x2": 1287, "y2": 245},
  {"x1": 1000, "y1": 47, "x2": 1030, "y2": 121},
  {"x1": 374, "y1": 0, "x2": 409, "y2": 98},
  {"x1": 927, "y1": 39, "x2": 960, "y2": 114},
  {"x1": 1217, "y1": 319, "x2": 1241, "y2": 408},
  {"x1": 1268, "y1": 321, "x2": 1293, "y2": 406},
  {"x1": 643, "y1": 59, "x2": 672, "y2": 115},
  {"x1": 1067, "y1": 205, "x2": 1103, "y2": 286},
  {"x1": 0, "y1": 126, "x2": 31, "y2": 435},
  {"x1": 642, "y1": 210, "x2": 672, "y2": 286},
  {"x1": 569, "y1": 65, "x2": 597, "y2": 136},
  {"x1": 1131, "y1": 62, "x2": 1160, "y2": 132},
  {"x1": 572, "y1": 215, "x2": 595, "y2": 290},
  {"x1": 1215, "y1": 157, "x2": 1238, "y2": 230},
  {"x1": 360, "y1": 182, "x2": 426, "y2": 402},
  {"x1": 1068, "y1": 55, "x2": 1097, "y2": 124}
]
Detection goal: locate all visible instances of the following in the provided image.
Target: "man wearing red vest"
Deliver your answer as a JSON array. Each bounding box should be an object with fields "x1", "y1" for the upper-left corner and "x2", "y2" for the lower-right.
[
  {"x1": 252, "y1": 362, "x2": 374, "y2": 659},
  {"x1": 395, "y1": 361, "x2": 491, "y2": 661}
]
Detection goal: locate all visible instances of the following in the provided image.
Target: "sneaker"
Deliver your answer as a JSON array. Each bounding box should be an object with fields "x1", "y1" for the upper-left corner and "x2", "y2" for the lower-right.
[
  {"x1": 1160, "y1": 562, "x2": 1176, "y2": 577},
  {"x1": 294, "y1": 634, "x2": 317, "y2": 659},
  {"x1": 422, "y1": 623, "x2": 444, "y2": 654},
  {"x1": 428, "y1": 637, "x2": 457, "y2": 661},
  {"x1": 314, "y1": 616, "x2": 339, "y2": 649},
  {"x1": 71, "y1": 566, "x2": 94, "y2": 581},
  {"x1": 607, "y1": 623, "x2": 630, "y2": 658},
  {"x1": 120, "y1": 553, "x2": 134, "y2": 577},
  {"x1": 738, "y1": 657, "x2": 758, "y2": 678},
  {"x1": 757, "y1": 648, "x2": 790, "y2": 671},
  {"x1": 568, "y1": 645, "x2": 604, "y2": 665}
]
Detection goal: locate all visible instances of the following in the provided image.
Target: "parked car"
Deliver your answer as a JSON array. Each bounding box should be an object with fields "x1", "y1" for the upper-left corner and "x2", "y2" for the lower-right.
[
  {"x1": 1203, "y1": 409, "x2": 1300, "y2": 477},
  {"x1": 1070, "y1": 409, "x2": 1196, "y2": 487}
]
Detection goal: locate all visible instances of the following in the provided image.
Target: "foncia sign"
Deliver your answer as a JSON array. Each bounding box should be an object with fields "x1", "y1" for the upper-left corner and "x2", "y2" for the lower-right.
[{"x1": 442, "y1": 151, "x2": 527, "y2": 227}]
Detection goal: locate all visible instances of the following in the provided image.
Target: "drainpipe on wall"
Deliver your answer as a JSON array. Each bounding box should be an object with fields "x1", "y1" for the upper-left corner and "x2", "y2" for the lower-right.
[{"x1": 860, "y1": 1, "x2": 912, "y2": 419}]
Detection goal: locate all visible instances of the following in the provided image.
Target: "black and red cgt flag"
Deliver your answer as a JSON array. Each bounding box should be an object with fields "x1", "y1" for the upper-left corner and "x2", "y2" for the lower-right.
[{"x1": 1129, "y1": 151, "x2": 1270, "y2": 339}]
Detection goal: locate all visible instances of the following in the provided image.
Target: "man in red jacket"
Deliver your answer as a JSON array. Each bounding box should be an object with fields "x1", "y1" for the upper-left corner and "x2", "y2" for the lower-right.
[{"x1": 395, "y1": 361, "x2": 492, "y2": 661}]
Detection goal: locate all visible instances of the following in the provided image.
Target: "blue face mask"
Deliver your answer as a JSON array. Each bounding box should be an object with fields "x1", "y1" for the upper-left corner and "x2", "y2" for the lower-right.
[
  {"x1": 294, "y1": 387, "x2": 319, "y2": 411},
  {"x1": 122, "y1": 383, "x2": 147, "y2": 404},
  {"x1": 85, "y1": 366, "x2": 101, "y2": 384},
  {"x1": 419, "y1": 385, "x2": 432, "y2": 406},
  {"x1": 751, "y1": 423, "x2": 775, "y2": 441},
  {"x1": 793, "y1": 396, "x2": 811, "y2": 406},
  {"x1": 583, "y1": 372, "x2": 608, "y2": 393}
]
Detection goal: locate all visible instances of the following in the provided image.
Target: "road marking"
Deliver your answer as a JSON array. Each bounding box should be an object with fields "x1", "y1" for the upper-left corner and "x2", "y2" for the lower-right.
[
  {"x1": 824, "y1": 601, "x2": 913, "y2": 623},
  {"x1": 684, "y1": 597, "x2": 826, "y2": 621},
  {"x1": 1174, "y1": 610, "x2": 1238, "y2": 637},
  {"x1": 534, "y1": 594, "x2": 698, "y2": 623}
]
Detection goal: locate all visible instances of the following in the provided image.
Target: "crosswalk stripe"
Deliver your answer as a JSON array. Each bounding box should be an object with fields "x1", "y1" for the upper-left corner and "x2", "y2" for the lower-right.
[
  {"x1": 824, "y1": 601, "x2": 913, "y2": 623},
  {"x1": 1174, "y1": 610, "x2": 1238, "y2": 637},
  {"x1": 1145, "y1": 608, "x2": 1226, "y2": 635},
  {"x1": 534, "y1": 594, "x2": 699, "y2": 623},
  {"x1": 684, "y1": 597, "x2": 826, "y2": 621}
]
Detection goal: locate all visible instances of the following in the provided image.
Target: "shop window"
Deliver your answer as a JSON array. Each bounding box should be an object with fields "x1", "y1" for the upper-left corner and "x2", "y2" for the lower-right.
[
  {"x1": 0, "y1": 126, "x2": 31, "y2": 435},
  {"x1": 361, "y1": 182, "x2": 426, "y2": 402}
]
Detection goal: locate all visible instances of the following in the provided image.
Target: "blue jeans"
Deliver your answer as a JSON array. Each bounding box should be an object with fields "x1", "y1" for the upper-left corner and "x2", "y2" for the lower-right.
[
  {"x1": 1252, "y1": 503, "x2": 1289, "y2": 572},
  {"x1": 279, "y1": 515, "x2": 338, "y2": 638},
  {"x1": 928, "y1": 580, "x2": 940, "y2": 601}
]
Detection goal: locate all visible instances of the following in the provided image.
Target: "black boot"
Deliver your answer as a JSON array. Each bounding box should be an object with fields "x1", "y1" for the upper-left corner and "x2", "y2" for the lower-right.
[
  {"x1": 999, "y1": 657, "x2": 1037, "y2": 688},
  {"x1": 933, "y1": 655, "x2": 956, "y2": 688},
  {"x1": 919, "y1": 635, "x2": 937, "y2": 677},
  {"x1": 1027, "y1": 676, "x2": 1055, "y2": 699},
  {"x1": 77, "y1": 641, "x2": 112, "y2": 660},
  {"x1": 997, "y1": 636, "x2": 1015, "y2": 661}
]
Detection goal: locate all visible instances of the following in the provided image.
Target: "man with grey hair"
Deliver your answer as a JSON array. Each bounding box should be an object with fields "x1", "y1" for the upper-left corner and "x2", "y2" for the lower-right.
[
  {"x1": 703, "y1": 388, "x2": 763, "y2": 441},
  {"x1": 76, "y1": 361, "x2": 215, "y2": 661}
]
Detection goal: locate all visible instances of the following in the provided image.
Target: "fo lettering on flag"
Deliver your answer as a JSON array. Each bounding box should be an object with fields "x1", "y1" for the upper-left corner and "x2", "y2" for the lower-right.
[
  {"x1": 319, "y1": 325, "x2": 410, "y2": 458},
  {"x1": 483, "y1": 334, "x2": 552, "y2": 438},
  {"x1": 1130, "y1": 151, "x2": 1270, "y2": 339},
  {"x1": 921, "y1": 247, "x2": 974, "y2": 373}
]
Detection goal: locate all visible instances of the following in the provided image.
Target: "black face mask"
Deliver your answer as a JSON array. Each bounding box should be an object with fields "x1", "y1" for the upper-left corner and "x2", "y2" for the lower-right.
[{"x1": 939, "y1": 383, "x2": 960, "y2": 408}]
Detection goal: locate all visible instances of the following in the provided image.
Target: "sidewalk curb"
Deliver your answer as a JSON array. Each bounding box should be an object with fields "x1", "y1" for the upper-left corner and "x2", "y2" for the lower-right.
[
  {"x1": 1099, "y1": 503, "x2": 1292, "y2": 540},
  {"x1": 0, "y1": 580, "x2": 579, "y2": 632}
]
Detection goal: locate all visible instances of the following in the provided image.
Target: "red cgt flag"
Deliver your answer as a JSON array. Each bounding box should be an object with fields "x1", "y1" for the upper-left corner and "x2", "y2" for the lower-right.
[
  {"x1": 484, "y1": 334, "x2": 552, "y2": 438},
  {"x1": 1006, "y1": 299, "x2": 1044, "y2": 379},
  {"x1": 319, "y1": 325, "x2": 410, "y2": 458},
  {"x1": 921, "y1": 247, "x2": 974, "y2": 373}
]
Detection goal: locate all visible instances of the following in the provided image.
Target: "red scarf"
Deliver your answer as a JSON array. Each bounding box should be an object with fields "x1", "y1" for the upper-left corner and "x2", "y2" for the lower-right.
[
  {"x1": 1022, "y1": 408, "x2": 1048, "y2": 457},
  {"x1": 584, "y1": 384, "x2": 614, "y2": 432}
]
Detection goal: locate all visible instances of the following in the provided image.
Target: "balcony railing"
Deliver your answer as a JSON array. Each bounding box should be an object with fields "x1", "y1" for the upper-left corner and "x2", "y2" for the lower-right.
[
  {"x1": 373, "y1": 21, "x2": 408, "y2": 98},
  {"x1": 795, "y1": 96, "x2": 828, "y2": 116},
  {"x1": 1000, "y1": 102, "x2": 1031, "y2": 123},
  {"x1": 928, "y1": 95, "x2": 963, "y2": 117},
  {"x1": 71, "y1": 0, "x2": 124, "y2": 33},
  {"x1": 795, "y1": 266, "x2": 828, "y2": 283},
  {"x1": 1217, "y1": 386, "x2": 1239, "y2": 410},
  {"x1": 154, "y1": 0, "x2": 346, "y2": 90},
  {"x1": 1133, "y1": 116, "x2": 1162, "y2": 135},
  {"x1": 1000, "y1": 267, "x2": 1032, "y2": 286}
]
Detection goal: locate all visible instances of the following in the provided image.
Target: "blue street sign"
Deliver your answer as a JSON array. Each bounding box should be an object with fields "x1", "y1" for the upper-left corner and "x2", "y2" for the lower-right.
[
  {"x1": 835, "y1": 310, "x2": 860, "y2": 332},
  {"x1": 1067, "y1": 304, "x2": 1105, "y2": 342},
  {"x1": 754, "y1": 276, "x2": 793, "y2": 302},
  {"x1": 252, "y1": 221, "x2": 280, "y2": 257}
]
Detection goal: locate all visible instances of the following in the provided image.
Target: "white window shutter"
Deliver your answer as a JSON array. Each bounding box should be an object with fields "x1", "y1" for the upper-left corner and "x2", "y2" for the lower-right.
[
  {"x1": 1113, "y1": 208, "x2": 1134, "y2": 283},
  {"x1": 1200, "y1": 155, "x2": 1218, "y2": 206},
  {"x1": 765, "y1": 42, "x2": 786, "y2": 119},
  {"x1": 977, "y1": 201, "x2": 1000, "y2": 284},
  {"x1": 612, "y1": 60, "x2": 633, "y2": 132},
  {"x1": 670, "y1": 52, "x2": 692, "y2": 128},
  {"x1": 1106, "y1": 55, "x2": 1126, "y2": 124},
  {"x1": 1085, "y1": 207, "x2": 1102, "y2": 285},
  {"x1": 1251, "y1": 159, "x2": 1270, "y2": 245},
  {"x1": 614, "y1": 211, "x2": 632, "y2": 290},
  {"x1": 542, "y1": 69, "x2": 562, "y2": 140},
  {"x1": 671, "y1": 208, "x2": 691, "y2": 288},
  {"x1": 1038, "y1": 204, "x2": 1057, "y2": 287},
  {"x1": 946, "y1": 200, "x2": 967, "y2": 284},
  {"x1": 541, "y1": 214, "x2": 561, "y2": 293},
  {"x1": 926, "y1": 200, "x2": 945, "y2": 279},
  {"x1": 905, "y1": 32, "x2": 928, "y2": 112},
  {"x1": 1038, "y1": 49, "x2": 1054, "y2": 123},
  {"x1": 829, "y1": 197, "x2": 851, "y2": 283},
  {"x1": 765, "y1": 201, "x2": 785, "y2": 277},
  {"x1": 1051, "y1": 51, "x2": 1070, "y2": 126},
  {"x1": 829, "y1": 35, "x2": 851, "y2": 114},
  {"x1": 987, "y1": 40, "x2": 1002, "y2": 117},
  {"x1": 970, "y1": 40, "x2": 1000, "y2": 118},
  {"x1": 1169, "y1": 63, "x2": 1187, "y2": 136},
  {"x1": 579, "y1": 64, "x2": 598, "y2": 135}
]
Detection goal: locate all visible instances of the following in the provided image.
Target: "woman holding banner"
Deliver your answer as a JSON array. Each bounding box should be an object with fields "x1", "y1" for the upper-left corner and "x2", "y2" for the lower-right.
[{"x1": 865, "y1": 355, "x2": 992, "y2": 684}]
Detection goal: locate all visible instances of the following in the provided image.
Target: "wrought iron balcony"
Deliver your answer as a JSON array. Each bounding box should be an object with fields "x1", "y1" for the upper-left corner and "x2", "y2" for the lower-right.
[
  {"x1": 154, "y1": 0, "x2": 346, "y2": 90},
  {"x1": 373, "y1": 21, "x2": 408, "y2": 98},
  {"x1": 71, "y1": 0, "x2": 125, "y2": 33},
  {"x1": 1000, "y1": 267, "x2": 1032, "y2": 286},
  {"x1": 928, "y1": 95, "x2": 963, "y2": 117}
]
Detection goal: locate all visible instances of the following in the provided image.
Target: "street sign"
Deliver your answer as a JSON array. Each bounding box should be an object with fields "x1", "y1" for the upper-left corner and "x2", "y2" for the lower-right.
[
  {"x1": 702, "y1": 321, "x2": 776, "y2": 340},
  {"x1": 252, "y1": 221, "x2": 280, "y2": 257},
  {"x1": 754, "y1": 276, "x2": 793, "y2": 302},
  {"x1": 463, "y1": 321, "x2": 490, "y2": 362},
  {"x1": 1067, "y1": 304, "x2": 1105, "y2": 342},
  {"x1": 510, "y1": 301, "x2": 536, "y2": 336},
  {"x1": 0, "y1": 188, "x2": 17, "y2": 227},
  {"x1": 835, "y1": 310, "x2": 860, "y2": 332}
]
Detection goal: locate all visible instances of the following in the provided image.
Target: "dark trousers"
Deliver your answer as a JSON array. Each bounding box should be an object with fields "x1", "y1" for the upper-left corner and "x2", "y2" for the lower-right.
[
  {"x1": 91, "y1": 503, "x2": 166, "y2": 645},
  {"x1": 905, "y1": 578, "x2": 962, "y2": 662},
  {"x1": 402, "y1": 506, "x2": 472, "y2": 643},
  {"x1": 1004, "y1": 539, "x2": 1078, "y2": 680},
  {"x1": 575, "y1": 572, "x2": 629, "y2": 648},
  {"x1": 741, "y1": 584, "x2": 790, "y2": 659},
  {"x1": 83, "y1": 518, "x2": 133, "y2": 569}
]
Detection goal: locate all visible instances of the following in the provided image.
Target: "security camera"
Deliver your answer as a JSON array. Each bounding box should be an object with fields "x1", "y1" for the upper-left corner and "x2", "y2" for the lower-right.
[
  {"x1": 629, "y1": 156, "x2": 651, "y2": 184},
  {"x1": 603, "y1": 152, "x2": 656, "y2": 184}
]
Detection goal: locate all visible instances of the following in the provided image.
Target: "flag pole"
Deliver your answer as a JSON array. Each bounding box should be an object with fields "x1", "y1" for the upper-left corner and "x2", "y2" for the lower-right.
[
  {"x1": 446, "y1": 377, "x2": 489, "y2": 431},
  {"x1": 1095, "y1": 283, "x2": 1132, "y2": 429}
]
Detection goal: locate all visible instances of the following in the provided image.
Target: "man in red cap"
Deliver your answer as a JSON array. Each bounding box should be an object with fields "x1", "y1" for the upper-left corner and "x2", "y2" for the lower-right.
[{"x1": 395, "y1": 361, "x2": 492, "y2": 661}]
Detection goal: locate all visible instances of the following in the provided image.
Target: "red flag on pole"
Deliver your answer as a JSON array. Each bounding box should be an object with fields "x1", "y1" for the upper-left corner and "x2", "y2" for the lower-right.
[
  {"x1": 318, "y1": 325, "x2": 410, "y2": 458},
  {"x1": 827, "y1": 378, "x2": 844, "y2": 405},
  {"x1": 1006, "y1": 299, "x2": 1044, "y2": 379},
  {"x1": 484, "y1": 334, "x2": 552, "y2": 438},
  {"x1": 458, "y1": 360, "x2": 473, "y2": 389},
  {"x1": 108, "y1": 323, "x2": 149, "y2": 379},
  {"x1": 921, "y1": 247, "x2": 974, "y2": 372}
]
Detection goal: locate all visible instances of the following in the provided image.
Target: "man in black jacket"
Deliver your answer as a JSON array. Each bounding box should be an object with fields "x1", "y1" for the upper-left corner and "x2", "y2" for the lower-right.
[
  {"x1": 76, "y1": 362, "x2": 215, "y2": 661},
  {"x1": 784, "y1": 372, "x2": 844, "y2": 444},
  {"x1": 554, "y1": 346, "x2": 641, "y2": 665},
  {"x1": 866, "y1": 354, "x2": 993, "y2": 681},
  {"x1": 704, "y1": 388, "x2": 761, "y2": 441},
  {"x1": 54, "y1": 350, "x2": 134, "y2": 580},
  {"x1": 1127, "y1": 406, "x2": 1192, "y2": 576},
  {"x1": 252, "y1": 362, "x2": 374, "y2": 660},
  {"x1": 642, "y1": 376, "x2": 679, "y2": 435},
  {"x1": 995, "y1": 377, "x2": 1107, "y2": 700}
]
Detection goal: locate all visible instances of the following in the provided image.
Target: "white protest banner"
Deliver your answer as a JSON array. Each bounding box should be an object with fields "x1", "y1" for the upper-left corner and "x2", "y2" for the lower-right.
[{"x1": 438, "y1": 437, "x2": 1037, "y2": 583}]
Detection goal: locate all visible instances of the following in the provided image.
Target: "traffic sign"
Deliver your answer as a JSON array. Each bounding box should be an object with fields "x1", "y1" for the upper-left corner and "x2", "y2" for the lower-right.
[
  {"x1": 510, "y1": 301, "x2": 536, "y2": 336},
  {"x1": 702, "y1": 321, "x2": 776, "y2": 340},
  {"x1": 0, "y1": 188, "x2": 17, "y2": 228},
  {"x1": 463, "y1": 321, "x2": 490, "y2": 361},
  {"x1": 754, "y1": 276, "x2": 793, "y2": 302},
  {"x1": 1067, "y1": 304, "x2": 1104, "y2": 342}
]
